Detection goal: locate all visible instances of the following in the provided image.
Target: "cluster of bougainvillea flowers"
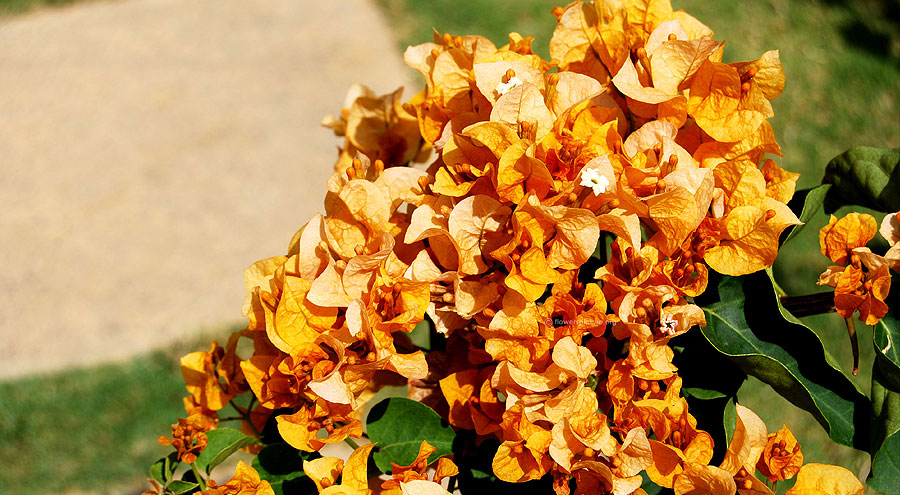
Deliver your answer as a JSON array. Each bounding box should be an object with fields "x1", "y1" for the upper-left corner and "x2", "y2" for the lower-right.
[
  {"x1": 151, "y1": 1, "x2": 887, "y2": 494},
  {"x1": 818, "y1": 211, "x2": 899, "y2": 325}
]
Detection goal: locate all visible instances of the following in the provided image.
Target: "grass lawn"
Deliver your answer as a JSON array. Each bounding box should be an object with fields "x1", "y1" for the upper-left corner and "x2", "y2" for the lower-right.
[
  {"x1": 0, "y1": 0, "x2": 85, "y2": 15},
  {"x1": 0, "y1": 347, "x2": 192, "y2": 494}
]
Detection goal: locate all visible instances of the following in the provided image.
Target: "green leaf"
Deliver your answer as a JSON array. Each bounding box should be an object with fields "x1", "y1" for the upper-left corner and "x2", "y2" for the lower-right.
[
  {"x1": 193, "y1": 428, "x2": 256, "y2": 475},
  {"x1": 361, "y1": 384, "x2": 408, "y2": 426},
  {"x1": 409, "y1": 319, "x2": 432, "y2": 351},
  {"x1": 869, "y1": 363, "x2": 900, "y2": 494},
  {"x1": 699, "y1": 270, "x2": 870, "y2": 450},
  {"x1": 149, "y1": 452, "x2": 178, "y2": 484},
  {"x1": 683, "y1": 388, "x2": 727, "y2": 400},
  {"x1": 252, "y1": 442, "x2": 318, "y2": 495},
  {"x1": 640, "y1": 471, "x2": 665, "y2": 495},
  {"x1": 869, "y1": 428, "x2": 900, "y2": 493},
  {"x1": 874, "y1": 312, "x2": 900, "y2": 390},
  {"x1": 822, "y1": 146, "x2": 900, "y2": 213},
  {"x1": 783, "y1": 184, "x2": 831, "y2": 244},
  {"x1": 723, "y1": 397, "x2": 737, "y2": 448},
  {"x1": 166, "y1": 480, "x2": 199, "y2": 495},
  {"x1": 366, "y1": 398, "x2": 456, "y2": 474}
]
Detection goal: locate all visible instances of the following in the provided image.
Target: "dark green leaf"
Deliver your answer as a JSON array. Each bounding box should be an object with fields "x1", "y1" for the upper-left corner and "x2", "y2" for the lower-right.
[
  {"x1": 149, "y1": 452, "x2": 178, "y2": 484},
  {"x1": 783, "y1": 184, "x2": 831, "y2": 244},
  {"x1": 699, "y1": 270, "x2": 870, "y2": 449},
  {"x1": 194, "y1": 428, "x2": 256, "y2": 474},
  {"x1": 822, "y1": 146, "x2": 900, "y2": 213},
  {"x1": 166, "y1": 480, "x2": 199, "y2": 495},
  {"x1": 252, "y1": 442, "x2": 317, "y2": 490},
  {"x1": 874, "y1": 312, "x2": 900, "y2": 390},
  {"x1": 366, "y1": 398, "x2": 456, "y2": 474},
  {"x1": 269, "y1": 477, "x2": 319, "y2": 495},
  {"x1": 869, "y1": 429, "x2": 900, "y2": 493},
  {"x1": 869, "y1": 363, "x2": 900, "y2": 494}
]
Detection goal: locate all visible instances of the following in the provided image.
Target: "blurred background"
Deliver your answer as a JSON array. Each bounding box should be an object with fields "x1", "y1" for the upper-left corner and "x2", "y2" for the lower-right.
[{"x1": 0, "y1": 0, "x2": 897, "y2": 493}]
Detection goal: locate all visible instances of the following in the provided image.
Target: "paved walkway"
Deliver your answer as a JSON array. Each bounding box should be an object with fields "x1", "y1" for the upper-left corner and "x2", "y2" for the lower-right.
[{"x1": 0, "y1": 0, "x2": 414, "y2": 380}]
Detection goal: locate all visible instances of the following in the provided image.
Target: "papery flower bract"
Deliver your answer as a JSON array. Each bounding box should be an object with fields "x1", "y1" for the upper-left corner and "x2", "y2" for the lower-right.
[
  {"x1": 380, "y1": 440, "x2": 459, "y2": 495},
  {"x1": 158, "y1": 413, "x2": 217, "y2": 464},
  {"x1": 881, "y1": 211, "x2": 900, "y2": 272},
  {"x1": 200, "y1": 461, "x2": 274, "y2": 495},
  {"x1": 783, "y1": 463, "x2": 864, "y2": 495},
  {"x1": 492, "y1": 404, "x2": 554, "y2": 482},
  {"x1": 756, "y1": 425, "x2": 803, "y2": 482},
  {"x1": 181, "y1": 340, "x2": 241, "y2": 412},
  {"x1": 831, "y1": 262, "x2": 891, "y2": 325},
  {"x1": 304, "y1": 443, "x2": 376, "y2": 495},
  {"x1": 276, "y1": 400, "x2": 363, "y2": 452},
  {"x1": 303, "y1": 456, "x2": 344, "y2": 493},
  {"x1": 672, "y1": 462, "x2": 736, "y2": 495},
  {"x1": 721, "y1": 404, "x2": 767, "y2": 476},
  {"x1": 439, "y1": 367, "x2": 503, "y2": 435},
  {"x1": 819, "y1": 213, "x2": 878, "y2": 265}
]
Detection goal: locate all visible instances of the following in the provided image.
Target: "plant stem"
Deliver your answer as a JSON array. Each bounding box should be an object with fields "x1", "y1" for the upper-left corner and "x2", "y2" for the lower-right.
[
  {"x1": 844, "y1": 316, "x2": 860, "y2": 376},
  {"x1": 191, "y1": 463, "x2": 207, "y2": 490},
  {"x1": 344, "y1": 437, "x2": 361, "y2": 450},
  {"x1": 228, "y1": 397, "x2": 261, "y2": 437},
  {"x1": 779, "y1": 292, "x2": 835, "y2": 317}
]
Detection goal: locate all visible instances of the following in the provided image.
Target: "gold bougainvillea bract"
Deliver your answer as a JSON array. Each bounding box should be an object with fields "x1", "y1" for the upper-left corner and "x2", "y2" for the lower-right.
[{"x1": 150, "y1": 1, "x2": 895, "y2": 494}]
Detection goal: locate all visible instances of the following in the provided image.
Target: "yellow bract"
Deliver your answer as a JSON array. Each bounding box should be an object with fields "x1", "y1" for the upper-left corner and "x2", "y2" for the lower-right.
[
  {"x1": 784, "y1": 463, "x2": 864, "y2": 495},
  {"x1": 200, "y1": 461, "x2": 274, "y2": 495},
  {"x1": 151, "y1": 2, "x2": 875, "y2": 495}
]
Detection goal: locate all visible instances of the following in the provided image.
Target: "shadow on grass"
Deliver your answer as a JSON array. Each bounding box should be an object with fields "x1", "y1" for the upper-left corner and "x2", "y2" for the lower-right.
[{"x1": 817, "y1": 0, "x2": 900, "y2": 64}]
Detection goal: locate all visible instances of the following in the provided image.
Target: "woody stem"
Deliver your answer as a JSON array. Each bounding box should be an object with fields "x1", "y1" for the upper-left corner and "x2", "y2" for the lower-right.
[
  {"x1": 344, "y1": 437, "x2": 361, "y2": 450},
  {"x1": 229, "y1": 397, "x2": 261, "y2": 437},
  {"x1": 845, "y1": 317, "x2": 860, "y2": 376},
  {"x1": 779, "y1": 292, "x2": 835, "y2": 317}
]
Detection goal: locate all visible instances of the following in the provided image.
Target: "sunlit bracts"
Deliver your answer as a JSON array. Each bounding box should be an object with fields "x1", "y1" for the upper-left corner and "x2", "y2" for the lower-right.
[{"x1": 151, "y1": 2, "x2": 873, "y2": 494}]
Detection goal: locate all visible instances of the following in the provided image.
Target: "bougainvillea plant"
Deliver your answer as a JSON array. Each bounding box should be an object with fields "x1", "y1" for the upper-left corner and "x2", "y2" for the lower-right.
[{"x1": 145, "y1": 1, "x2": 900, "y2": 494}]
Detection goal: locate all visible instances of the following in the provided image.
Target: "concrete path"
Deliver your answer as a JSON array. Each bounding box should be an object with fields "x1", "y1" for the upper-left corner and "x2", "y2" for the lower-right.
[{"x1": 0, "y1": 0, "x2": 414, "y2": 380}]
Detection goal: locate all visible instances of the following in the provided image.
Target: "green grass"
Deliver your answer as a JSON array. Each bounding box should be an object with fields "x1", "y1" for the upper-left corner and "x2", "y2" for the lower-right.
[
  {"x1": 0, "y1": 0, "x2": 87, "y2": 16},
  {"x1": 375, "y1": 0, "x2": 899, "y2": 487},
  {"x1": 0, "y1": 348, "x2": 190, "y2": 494}
]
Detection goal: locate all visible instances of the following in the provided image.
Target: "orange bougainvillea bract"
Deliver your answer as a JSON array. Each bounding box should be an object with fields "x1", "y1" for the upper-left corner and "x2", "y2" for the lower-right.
[{"x1": 148, "y1": 2, "x2": 893, "y2": 494}]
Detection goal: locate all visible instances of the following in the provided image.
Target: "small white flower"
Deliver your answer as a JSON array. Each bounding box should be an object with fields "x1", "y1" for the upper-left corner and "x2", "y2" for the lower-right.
[
  {"x1": 579, "y1": 167, "x2": 610, "y2": 196},
  {"x1": 660, "y1": 316, "x2": 678, "y2": 336},
  {"x1": 495, "y1": 76, "x2": 523, "y2": 97}
]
